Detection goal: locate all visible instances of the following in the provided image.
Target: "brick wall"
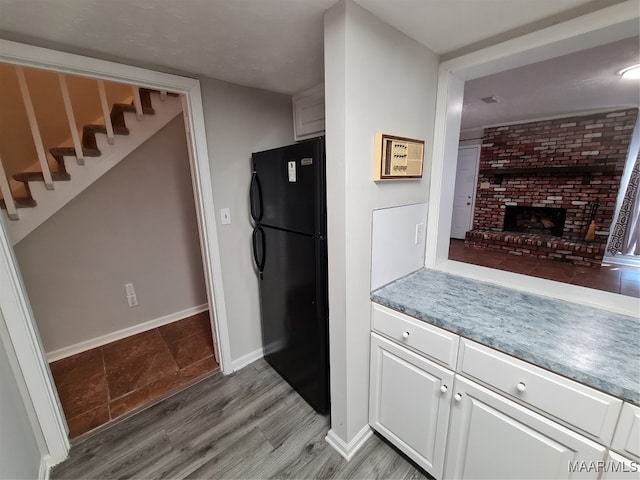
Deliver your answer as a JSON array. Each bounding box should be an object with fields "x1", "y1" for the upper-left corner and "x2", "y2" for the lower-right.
[{"x1": 473, "y1": 109, "x2": 637, "y2": 242}]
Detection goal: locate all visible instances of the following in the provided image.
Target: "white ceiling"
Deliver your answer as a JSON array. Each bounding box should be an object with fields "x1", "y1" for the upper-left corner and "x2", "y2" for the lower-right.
[
  {"x1": 462, "y1": 36, "x2": 640, "y2": 130},
  {"x1": 0, "y1": 0, "x2": 619, "y2": 95},
  {"x1": 0, "y1": 0, "x2": 636, "y2": 127}
]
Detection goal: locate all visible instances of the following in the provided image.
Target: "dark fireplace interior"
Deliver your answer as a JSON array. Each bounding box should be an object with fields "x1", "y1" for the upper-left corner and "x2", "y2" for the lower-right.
[{"x1": 503, "y1": 206, "x2": 567, "y2": 237}]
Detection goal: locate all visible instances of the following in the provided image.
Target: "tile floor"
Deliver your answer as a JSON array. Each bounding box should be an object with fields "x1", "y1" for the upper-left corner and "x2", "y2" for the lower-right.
[
  {"x1": 49, "y1": 311, "x2": 219, "y2": 439},
  {"x1": 449, "y1": 239, "x2": 640, "y2": 298}
]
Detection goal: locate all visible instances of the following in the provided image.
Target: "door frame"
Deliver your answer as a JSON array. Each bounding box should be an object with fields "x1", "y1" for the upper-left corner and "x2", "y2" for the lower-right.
[
  {"x1": 0, "y1": 38, "x2": 232, "y2": 467},
  {"x1": 450, "y1": 145, "x2": 480, "y2": 239},
  {"x1": 425, "y1": 0, "x2": 639, "y2": 315}
]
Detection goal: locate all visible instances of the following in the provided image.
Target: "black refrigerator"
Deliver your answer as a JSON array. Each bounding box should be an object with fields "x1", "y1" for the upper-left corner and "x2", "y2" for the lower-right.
[{"x1": 250, "y1": 136, "x2": 329, "y2": 414}]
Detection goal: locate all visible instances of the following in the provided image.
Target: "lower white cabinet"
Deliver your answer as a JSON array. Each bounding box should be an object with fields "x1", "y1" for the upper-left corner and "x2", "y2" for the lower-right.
[
  {"x1": 444, "y1": 376, "x2": 606, "y2": 480},
  {"x1": 600, "y1": 451, "x2": 640, "y2": 479},
  {"x1": 369, "y1": 332, "x2": 454, "y2": 478}
]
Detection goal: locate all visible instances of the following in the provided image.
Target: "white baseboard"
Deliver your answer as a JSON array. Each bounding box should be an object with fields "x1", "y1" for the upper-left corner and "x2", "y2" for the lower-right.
[
  {"x1": 325, "y1": 425, "x2": 373, "y2": 461},
  {"x1": 46, "y1": 304, "x2": 208, "y2": 362},
  {"x1": 40, "y1": 454, "x2": 52, "y2": 480},
  {"x1": 231, "y1": 347, "x2": 264, "y2": 371}
]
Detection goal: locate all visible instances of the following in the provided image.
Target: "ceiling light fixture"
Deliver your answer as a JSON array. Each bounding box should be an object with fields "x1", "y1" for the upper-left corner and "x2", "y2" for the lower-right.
[{"x1": 618, "y1": 64, "x2": 640, "y2": 79}]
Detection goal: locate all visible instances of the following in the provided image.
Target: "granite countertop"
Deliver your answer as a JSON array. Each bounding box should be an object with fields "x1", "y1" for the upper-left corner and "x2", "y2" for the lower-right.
[{"x1": 371, "y1": 268, "x2": 640, "y2": 405}]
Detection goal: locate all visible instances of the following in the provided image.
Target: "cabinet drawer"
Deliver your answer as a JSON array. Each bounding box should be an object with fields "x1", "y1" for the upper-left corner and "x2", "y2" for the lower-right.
[
  {"x1": 458, "y1": 339, "x2": 622, "y2": 445},
  {"x1": 611, "y1": 403, "x2": 640, "y2": 462},
  {"x1": 372, "y1": 303, "x2": 459, "y2": 369}
]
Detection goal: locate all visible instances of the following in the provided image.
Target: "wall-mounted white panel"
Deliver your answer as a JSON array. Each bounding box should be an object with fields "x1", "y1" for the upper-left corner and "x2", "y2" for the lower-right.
[{"x1": 371, "y1": 202, "x2": 428, "y2": 290}]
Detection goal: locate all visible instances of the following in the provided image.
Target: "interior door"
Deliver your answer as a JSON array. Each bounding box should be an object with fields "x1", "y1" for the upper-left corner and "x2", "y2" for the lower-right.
[{"x1": 451, "y1": 146, "x2": 480, "y2": 240}]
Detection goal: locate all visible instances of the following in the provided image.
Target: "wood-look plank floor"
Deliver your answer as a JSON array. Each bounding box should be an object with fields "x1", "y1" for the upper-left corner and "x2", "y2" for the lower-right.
[{"x1": 51, "y1": 358, "x2": 431, "y2": 480}]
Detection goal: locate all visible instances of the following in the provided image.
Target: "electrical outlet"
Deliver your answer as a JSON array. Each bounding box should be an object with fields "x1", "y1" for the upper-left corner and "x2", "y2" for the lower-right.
[
  {"x1": 221, "y1": 208, "x2": 231, "y2": 225},
  {"x1": 124, "y1": 283, "x2": 138, "y2": 307},
  {"x1": 415, "y1": 222, "x2": 426, "y2": 245}
]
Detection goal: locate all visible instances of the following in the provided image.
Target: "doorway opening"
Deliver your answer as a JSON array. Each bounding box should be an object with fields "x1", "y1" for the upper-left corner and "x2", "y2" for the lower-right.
[{"x1": 0, "y1": 39, "x2": 230, "y2": 463}]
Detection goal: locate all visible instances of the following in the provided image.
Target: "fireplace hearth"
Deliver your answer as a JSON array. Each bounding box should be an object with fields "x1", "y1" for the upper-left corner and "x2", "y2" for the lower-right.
[{"x1": 503, "y1": 206, "x2": 566, "y2": 237}]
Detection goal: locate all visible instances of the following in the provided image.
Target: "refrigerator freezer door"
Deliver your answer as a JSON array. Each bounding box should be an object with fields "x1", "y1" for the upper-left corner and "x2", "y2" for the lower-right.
[
  {"x1": 252, "y1": 138, "x2": 325, "y2": 236},
  {"x1": 258, "y1": 226, "x2": 329, "y2": 414}
]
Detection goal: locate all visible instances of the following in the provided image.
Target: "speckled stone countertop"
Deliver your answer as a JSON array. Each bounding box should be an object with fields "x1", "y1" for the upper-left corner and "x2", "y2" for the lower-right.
[{"x1": 371, "y1": 268, "x2": 640, "y2": 405}]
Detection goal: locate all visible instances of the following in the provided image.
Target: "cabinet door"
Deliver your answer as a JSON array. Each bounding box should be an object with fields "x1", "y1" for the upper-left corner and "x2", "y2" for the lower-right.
[
  {"x1": 369, "y1": 333, "x2": 454, "y2": 478},
  {"x1": 445, "y1": 376, "x2": 606, "y2": 480},
  {"x1": 600, "y1": 451, "x2": 640, "y2": 479}
]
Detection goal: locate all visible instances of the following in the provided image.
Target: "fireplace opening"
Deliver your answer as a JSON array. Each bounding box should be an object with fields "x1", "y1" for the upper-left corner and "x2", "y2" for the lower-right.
[{"x1": 503, "y1": 206, "x2": 567, "y2": 237}]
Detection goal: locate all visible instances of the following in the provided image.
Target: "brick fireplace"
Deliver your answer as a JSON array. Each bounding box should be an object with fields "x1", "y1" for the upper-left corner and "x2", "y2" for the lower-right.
[{"x1": 464, "y1": 108, "x2": 637, "y2": 267}]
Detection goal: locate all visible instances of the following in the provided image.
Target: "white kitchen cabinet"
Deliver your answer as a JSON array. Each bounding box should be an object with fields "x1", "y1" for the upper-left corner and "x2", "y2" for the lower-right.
[
  {"x1": 611, "y1": 403, "x2": 640, "y2": 462},
  {"x1": 457, "y1": 339, "x2": 622, "y2": 445},
  {"x1": 444, "y1": 375, "x2": 607, "y2": 480},
  {"x1": 292, "y1": 84, "x2": 324, "y2": 141},
  {"x1": 599, "y1": 450, "x2": 640, "y2": 479},
  {"x1": 369, "y1": 332, "x2": 453, "y2": 478}
]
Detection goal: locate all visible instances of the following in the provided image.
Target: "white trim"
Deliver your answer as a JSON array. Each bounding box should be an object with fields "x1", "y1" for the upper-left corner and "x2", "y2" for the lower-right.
[
  {"x1": 231, "y1": 347, "x2": 264, "y2": 372},
  {"x1": 325, "y1": 425, "x2": 373, "y2": 461},
  {"x1": 426, "y1": 1, "x2": 640, "y2": 315},
  {"x1": 0, "y1": 38, "x2": 233, "y2": 468},
  {"x1": 40, "y1": 456, "x2": 51, "y2": 480},
  {"x1": 180, "y1": 89, "x2": 233, "y2": 374},
  {"x1": 46, "y1": 304, "x2": 208, "y2": 363}
]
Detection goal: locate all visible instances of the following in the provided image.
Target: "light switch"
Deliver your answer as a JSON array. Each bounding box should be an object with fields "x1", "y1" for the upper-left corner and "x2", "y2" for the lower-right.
[{"x1": 221, "y1": 208, "x2": 231, "y2": 225}]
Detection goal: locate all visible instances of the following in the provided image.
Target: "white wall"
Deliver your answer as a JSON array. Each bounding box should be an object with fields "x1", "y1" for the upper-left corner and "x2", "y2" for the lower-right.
[
  {"x1": 0, "y1": 309, "x2": 43, "y2": 479},
  {"x1": 324, "y1": 0, "x2": 439, "y2": 446},
  {"x1": 199, "y1": 77, "x2": 294, "y2": 363},
  {"x1": 14, "y1": 115, "x2": 207, "y2": 354}
]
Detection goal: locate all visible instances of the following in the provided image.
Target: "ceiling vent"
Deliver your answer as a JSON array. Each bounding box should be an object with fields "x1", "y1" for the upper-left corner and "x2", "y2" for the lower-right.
[{"x1": 481, "y1": 95, "x2": 503, "y2": 104}]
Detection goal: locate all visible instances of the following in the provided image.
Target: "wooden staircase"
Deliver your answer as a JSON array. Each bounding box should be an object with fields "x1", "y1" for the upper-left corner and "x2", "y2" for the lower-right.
[{"x1": 0, "y1": 83, "x2": 183, "y2": 245}]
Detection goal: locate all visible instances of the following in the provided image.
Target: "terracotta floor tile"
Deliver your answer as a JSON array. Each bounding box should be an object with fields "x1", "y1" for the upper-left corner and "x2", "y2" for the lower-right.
[
  {"x1": 102, "y1": 329, "x2": 167, "y2": 365},
  {"x1": 448, "y1": 239, "x2": 640, "y2": 296},
  {"x1": 158, "y1": 313, "x2": 211, "y2": 344},
  {"x1": 166, "y1": 332, "x2": 215, "y2": 369},
  {"x1": 66, "y1": 404, "x2": 110, "y2": 439},
  {"x1": 180, "y1": 355, "x2": 218, "y2": 379},
  {"x1": 107, "y1": 346, "x2": 178, "y2": 400},
  {"x1": 50, "y1": 348, "x2": 104, "y2": 387},
  {"x1": 55, "y1": 375, "x2": 109, "y2": 419},
  {"x1": 110, "y1": 371, "x2": 195, "y2": 419},
  {"x1": 52, "y1": 314, "x2": 219, "y2": 439},
  {"x1": 620, "y1": 279, "x2": 640, "y2": 297}
]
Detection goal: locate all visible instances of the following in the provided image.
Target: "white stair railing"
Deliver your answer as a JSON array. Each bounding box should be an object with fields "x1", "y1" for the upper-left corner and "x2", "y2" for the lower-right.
[
  {"x1": 97, "y1": 80, "x2": 115, "y2": 145},
  {"x1": 58, "y1": 73, "x2": 84, "y2": 165},
  {"x1": 132, "y1": 86, "x2": 143, "y2": 120},
  {"x1": 15, "y1": 67, "x2": 54, "y2": 190},
  {"x1": 0, "y1": 152, "x2": 18, "y2": 220}
]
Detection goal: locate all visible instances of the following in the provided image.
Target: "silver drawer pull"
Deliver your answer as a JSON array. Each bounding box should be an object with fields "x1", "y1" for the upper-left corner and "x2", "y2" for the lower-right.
[
  {"x1": 440, "y1": 385, "x2": 448, "y2": 393},
  {"x1": 517, "y1": 382, "x2": 527, "y2": 392},
  {"x1": 402, "y1": 331, "x2": 410, "y2": 339}
]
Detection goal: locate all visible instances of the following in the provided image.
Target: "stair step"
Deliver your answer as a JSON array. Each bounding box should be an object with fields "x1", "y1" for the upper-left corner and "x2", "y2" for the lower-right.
[
  {"x1": 139, "y1": 89, "x2": 155, "y2": 115},
  {"x1": 112, "y1": 103, "x2": 137, "y2": 114},
  {"x1": 0, "y1": 197, "x2": 37, "y2": 209},
  {"x1": 13, "y1": 171, "x2": 71, "y2": 183},
  {"x1": 85, "y1": 124, "x2": 129, "y2": 136},
  {"x1": 49, "y1": 147, "x2": 101, "y2": 158}
]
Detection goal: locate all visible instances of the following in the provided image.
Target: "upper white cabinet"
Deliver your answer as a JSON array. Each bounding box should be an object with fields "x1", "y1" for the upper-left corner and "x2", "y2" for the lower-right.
[
  {"x1": 292, "y1": 84, "x2": 325, "y2": 141},
  {"x1": 444, "y1": 375, "x2": 606, "y2": 480}
]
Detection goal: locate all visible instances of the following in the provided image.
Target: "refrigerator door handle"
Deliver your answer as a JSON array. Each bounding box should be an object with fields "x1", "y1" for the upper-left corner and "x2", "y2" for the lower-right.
[
  {"x1": 249, "y1": 171, "x2": 263, "y2": 222},
  {"x1": 252, "y1": 226, "x2": 266, "y2": 279}
]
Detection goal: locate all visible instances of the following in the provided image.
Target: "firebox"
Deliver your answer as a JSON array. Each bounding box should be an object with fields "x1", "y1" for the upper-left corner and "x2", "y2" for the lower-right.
[{"x1": 503, "y1": 206, "x2": 567, "y2": 237}]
